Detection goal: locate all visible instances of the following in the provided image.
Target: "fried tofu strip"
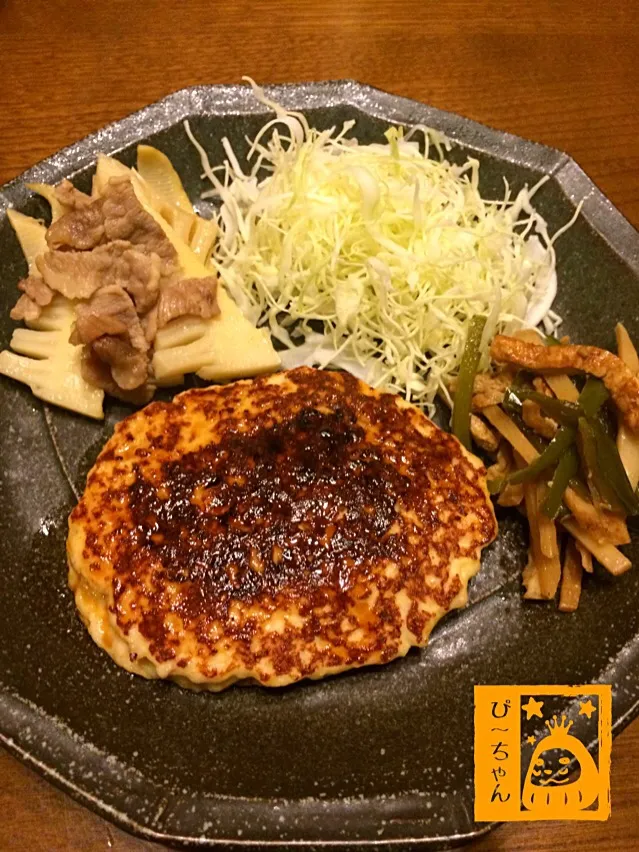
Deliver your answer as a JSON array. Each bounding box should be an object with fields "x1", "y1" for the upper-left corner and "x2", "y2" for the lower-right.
[
  {"x1": 491, "y1": 335, "x2": 639, "y2": 432},
  {"x1": 513, "y1": 329, "x2": 545, "y2": 345},
  {"x1": 521, "y1": 398, "x2": 558, "y2": 440}
]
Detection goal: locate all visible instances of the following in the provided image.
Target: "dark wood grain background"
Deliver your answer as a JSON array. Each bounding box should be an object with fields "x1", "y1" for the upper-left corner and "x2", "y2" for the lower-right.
[{"x1": 1, "y1": 1, "x2": 638, "y2": 849}]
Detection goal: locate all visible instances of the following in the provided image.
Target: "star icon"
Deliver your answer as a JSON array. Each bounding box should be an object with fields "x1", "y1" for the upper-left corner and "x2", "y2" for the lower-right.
[
  {"x1": 522, "y1": 696, "x2": 544, "y2": 720},
  {"x1": 579, "y1": 699, "x2": 596, "y2": 719},
  {"x1": 526, "y1": 735, "x2": 536, "y2": 745}
]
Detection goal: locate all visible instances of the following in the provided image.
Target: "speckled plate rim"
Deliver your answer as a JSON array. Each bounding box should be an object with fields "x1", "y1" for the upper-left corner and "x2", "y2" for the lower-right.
[{"x1": 1, "y1": 80, "x2": 639, "y2": 850}]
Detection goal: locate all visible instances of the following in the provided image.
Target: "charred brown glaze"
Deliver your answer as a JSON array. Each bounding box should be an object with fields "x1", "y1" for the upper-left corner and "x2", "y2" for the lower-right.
[{"x1": 68, "y1": 367, "x2": 497, "y2": 689}]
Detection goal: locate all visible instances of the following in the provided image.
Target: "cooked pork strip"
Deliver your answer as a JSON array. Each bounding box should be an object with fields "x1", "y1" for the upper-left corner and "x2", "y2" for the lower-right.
[
  {"x1": 38, "y1": 241, "x2": 162, "y2": 312},
  {"x1": 46, "y1": 196, "x2": 105, "y2": 251},
  {"x1": 470, "y1": 414, "x2": 499, "y2": 452},
  {"x1": 9, "y1": 276, "x2": 54, "y2": 322},
  {"x1": 38, "y1": 243, "x2": 128, "y2": 300},
  {"x1": 102, "y1": 177, "x2": 178, "y2": 271},
  {"x1": 120, "y1": 249, "x2": 162, "y2": 313},
  {"x1": 91, "y1": 334, "x2": 149, "y2": 390},
  {"x1": 10, "y1": 293, "x2": 41, "y2": 322},
  {"x1": 54, "y1": 179, "x2": 94, "y2": 210},
  {"x1": 449, "y1": 372, "x2": 508, "y2": 411},
  {"x1": 156, "y1": 276, "x2": 220, "y2": 329},
  {"x1": 73, "y1": 283, "x2": 150, "y2": 390},
  {"x1": 80, "y1": 347, "x2": 154, "y2": 403},
  {"x1": 72, "y1": 285, "x2": 147, "y2": 351},
  {"x1": 18, "y1": 275, "x2": 54, "y2": 306}
]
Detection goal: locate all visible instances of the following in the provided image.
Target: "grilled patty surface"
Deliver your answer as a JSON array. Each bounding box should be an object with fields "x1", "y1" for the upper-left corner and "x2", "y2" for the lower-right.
[{"x1": 67, "y1": 367, "x2": 497, "y2": 689}]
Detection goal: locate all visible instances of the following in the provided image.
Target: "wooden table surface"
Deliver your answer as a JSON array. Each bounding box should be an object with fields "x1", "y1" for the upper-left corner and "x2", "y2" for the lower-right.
[{"x1": 1, "y1": 1, "x2": 638, "y2": 849}]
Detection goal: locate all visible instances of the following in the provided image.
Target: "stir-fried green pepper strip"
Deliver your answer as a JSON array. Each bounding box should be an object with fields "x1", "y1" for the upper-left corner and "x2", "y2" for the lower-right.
[
  {"x1": 488, "y1": 477, "x2": 505, "y2": 495},
  {"x1": 577, "y1": 417, "x2": 614, "y2": 508},
  {"x1": 588, "y1": 416, "x2": 639, "y2": 515},
  {"x1": 507, "y1": 425, "x2": 577, "y2": 485},
  {"x1": 519, "y1": 420, "x2": 551, "y2": 454},
  {"x1": 504, "y1": 378, "x2": 607, "y2": 425},
  {"x1": 502, "y1": 387, "x2": 524, "y2": 417},
  {"x1": 541, "y1": 446, "x2": 579, "y2": 519},
  {"x1": 578, "y1": 377, "x2": 610, "y2": 418},
  {"x1": 544, "y1": 334, "x2": 562, "y2": 347},
  {"x1": 514, "y1": 389, "x2": 581, "y2": 425},
  {"x1": 452, "y1": 316, "x2": 487, "y2": 450}
]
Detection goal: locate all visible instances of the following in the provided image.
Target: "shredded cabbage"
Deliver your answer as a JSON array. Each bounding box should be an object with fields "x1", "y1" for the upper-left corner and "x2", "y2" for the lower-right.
[{"x1": 187, "y1": 79, "x2": 578, "y2": 415}]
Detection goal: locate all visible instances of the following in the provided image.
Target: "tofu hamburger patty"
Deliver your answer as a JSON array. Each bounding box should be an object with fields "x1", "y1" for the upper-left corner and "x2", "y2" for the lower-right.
[{"x1": 67, "y1": 367, "x2": 497, "y2": 690}]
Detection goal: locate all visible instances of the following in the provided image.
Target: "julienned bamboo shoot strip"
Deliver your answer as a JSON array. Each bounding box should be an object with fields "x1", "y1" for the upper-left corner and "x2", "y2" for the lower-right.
[
  {"x1": 575, "y1": 540, "x2": 594, "y2": 573},
  {"x1": 484, "y1": 405, "x2": 624, "y2": 542},
  {"x1": 545, "y1": 374, "x2": 580, "y2": 402},
  {"x1": 522, "y1": 481, "x2": 545, "y2": 599},
  {"x1": 562, "y1": 518, "x2": 631, "y2": 576},
  {"x1": 559, "y1": 540, "x2": 583, "y2": 612},
  {"x1": 483, "y1": 406, "x2": 538, "y2": 464},
  {"x1": 537, "y1": 481, "x2": 560, "y2": 562}
]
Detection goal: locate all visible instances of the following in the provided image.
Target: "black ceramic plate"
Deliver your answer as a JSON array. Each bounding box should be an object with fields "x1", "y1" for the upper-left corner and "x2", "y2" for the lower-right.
[{"x1": 1, "y1": 82, "x2": 639, "y2": 850}]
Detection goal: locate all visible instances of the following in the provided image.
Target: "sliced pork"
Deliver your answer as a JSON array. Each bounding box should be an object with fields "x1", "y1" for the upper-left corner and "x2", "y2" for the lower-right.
[
  {"x1": 54, "y1": 179, "x2": 94, "y2": 210},
  {"x1": 120, "y1": 249, "x2": 162, "y2": 313},
  {"x1": 38, "y1": 241, "x2": 162, "y2": 312},
  {"x1": 10, "y1": 294, "x2": 41, "y2": 322},
  {"x1": 156, "y1": 276, "x2": 220, "y2": 328},
  {"x1": 38, "y1": 243, "x2": 127, "y2": 300},
  {"x1": 449, "y1": 372, "x2": 508, "y2": 411},
  {"x1": 101, "y1": 177, "x2": 178, "y2": 271},
  {"x1": 80, "y1": 348, "x2": 154, "y2": 404},
  {"x1": 46, "y1": 196, "x2": 105, "y2": 251},
  {"x1": 72, "y1": 285, "x2": 147, "y2": 350},
  {"x1": 11, "y1": 172, "x2": 223, "y2": 399},
  {"x1": 91, "y1": 334, "x2": 149, "y2": 391},
  {"x1": 9, "y1": 276, "x2": 54, "y2": 322},
  {"x1": 19, "y1": 275, "x2": 54, "y2": 306}
]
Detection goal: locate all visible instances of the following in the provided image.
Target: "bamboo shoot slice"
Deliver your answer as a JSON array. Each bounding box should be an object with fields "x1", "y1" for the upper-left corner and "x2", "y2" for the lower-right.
[
  {"x1": 136, "y1": 144, "x2": 194, "y2": 213},
  {"x1": 7, "y1": 210, "x2": 47, "y2": 276},
  {"x1": 0, "y1": 296, "x2": 104, "y2": 419},
  {"x1": 26, "y1": 182, "x2": 66, "y2": 222}
]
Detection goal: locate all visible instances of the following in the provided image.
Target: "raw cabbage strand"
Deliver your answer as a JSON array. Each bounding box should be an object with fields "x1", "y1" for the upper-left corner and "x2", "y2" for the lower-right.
[{"x1": 191, "y1": 80, "x2": 578, "y2": 415}]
